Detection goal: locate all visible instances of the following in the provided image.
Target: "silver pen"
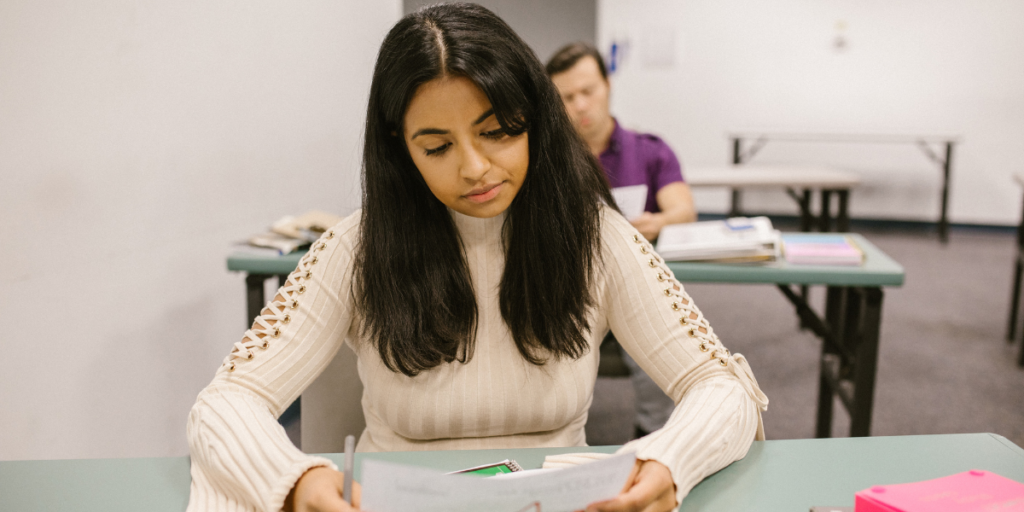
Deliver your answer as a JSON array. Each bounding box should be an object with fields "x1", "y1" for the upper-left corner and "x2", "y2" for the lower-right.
[{"x1": 343, "y1": 435, "x2": 355, "y2": 506}]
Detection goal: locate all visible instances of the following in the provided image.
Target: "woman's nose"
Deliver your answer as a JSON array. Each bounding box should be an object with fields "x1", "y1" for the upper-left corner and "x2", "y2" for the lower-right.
[{"x1": 460, "y1": 142, "x2": 491, "y2": 181}]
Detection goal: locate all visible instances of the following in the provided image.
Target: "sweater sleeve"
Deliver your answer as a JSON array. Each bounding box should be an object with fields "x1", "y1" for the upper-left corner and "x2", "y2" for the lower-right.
[
  {"x1": 598, "y1": 207, "x2": 769, "y2": 505},
  {"x1": 186, "y1": 213, "x2": 362, "y2": 512}
]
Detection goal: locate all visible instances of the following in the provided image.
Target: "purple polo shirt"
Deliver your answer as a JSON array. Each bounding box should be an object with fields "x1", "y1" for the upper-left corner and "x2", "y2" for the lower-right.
[{"x1": 598, "y1": 120, "x2": 685, "y2": 213}]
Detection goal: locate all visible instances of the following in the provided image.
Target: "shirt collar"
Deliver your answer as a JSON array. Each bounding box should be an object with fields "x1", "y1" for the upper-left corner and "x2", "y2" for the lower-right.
[
  {"x1": 449, "y1": 208, "x2": 507, "y2": 246},
  {"x1": 602, "y1": 118, "x2": 624, "y2": 156}
]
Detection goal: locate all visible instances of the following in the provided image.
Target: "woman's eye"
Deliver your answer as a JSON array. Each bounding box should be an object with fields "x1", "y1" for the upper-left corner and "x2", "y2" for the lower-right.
[
  {"x1": 424, "y1": 143, "x2": 450, "y2": 156},
  {"x1": 481, "y1": 129, "x2": 506, "y2": 140}
]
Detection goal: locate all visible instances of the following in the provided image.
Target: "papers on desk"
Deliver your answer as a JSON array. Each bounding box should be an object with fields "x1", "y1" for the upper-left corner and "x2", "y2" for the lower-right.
[
  {"x1": 655, "y1": 217, "x2": 781, "y2": 263},
  {"x1": 611, "y1": 185, "x2": 648, "y2": 221},
  {"x1": 244, "y1": 232, "x2": 310, "y2": 255},
  {"x1": 237, "y1": 210, "x2": 343, "y2": 256},
  {"x1": 360, "y1": 451, "x2": 636, "y2": 512}
]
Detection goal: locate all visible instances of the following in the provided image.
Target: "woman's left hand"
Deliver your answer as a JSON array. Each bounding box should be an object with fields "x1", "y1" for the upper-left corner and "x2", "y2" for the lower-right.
[{"x1": 585, "y1": 459, "x2": 677, "y2": 512}]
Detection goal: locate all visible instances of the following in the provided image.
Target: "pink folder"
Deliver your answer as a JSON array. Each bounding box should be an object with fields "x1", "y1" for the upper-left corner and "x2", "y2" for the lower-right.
[
  {"x1": 855, "y1": 470, "x2": 1024, "y2": 511},
  {"x1": 783, "y1": 242, "x2": 863, "y2": 266}
]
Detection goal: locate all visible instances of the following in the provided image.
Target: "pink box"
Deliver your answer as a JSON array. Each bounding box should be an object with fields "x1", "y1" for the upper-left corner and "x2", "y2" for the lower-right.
[
  {"x1": 855, "y1": 470, "x2": 1024, "y2": 512},
  {"x1": 783, "y1": 241, "x2": 863, "y2": 266}
]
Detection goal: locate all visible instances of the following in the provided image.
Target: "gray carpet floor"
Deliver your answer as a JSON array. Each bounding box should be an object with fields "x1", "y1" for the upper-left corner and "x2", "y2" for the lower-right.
[{"x1": 586, "y1": 226, "x2": 1024, "y2": 447}]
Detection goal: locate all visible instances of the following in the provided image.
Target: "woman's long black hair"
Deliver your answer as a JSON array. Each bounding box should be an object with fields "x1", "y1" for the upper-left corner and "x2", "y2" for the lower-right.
[{"x1": 355, "y1": 3, "x2": 616, "y2": 376}]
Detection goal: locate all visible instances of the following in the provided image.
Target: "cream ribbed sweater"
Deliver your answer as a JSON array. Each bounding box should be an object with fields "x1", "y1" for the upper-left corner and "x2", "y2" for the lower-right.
[{"x1": 186, "y1": 207, "x2": 768, "y2": 512}]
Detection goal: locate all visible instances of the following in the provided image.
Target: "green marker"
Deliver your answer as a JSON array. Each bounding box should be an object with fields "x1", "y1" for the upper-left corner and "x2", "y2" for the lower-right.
[{"x1": 447, "y1": 459, "x2": 523, "y2": 477}]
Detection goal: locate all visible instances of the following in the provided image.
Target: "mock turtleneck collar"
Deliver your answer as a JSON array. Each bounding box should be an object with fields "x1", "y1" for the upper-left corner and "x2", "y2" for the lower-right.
[{"x1": 450, "y1": 208, "x2": 507, "y2": 246}]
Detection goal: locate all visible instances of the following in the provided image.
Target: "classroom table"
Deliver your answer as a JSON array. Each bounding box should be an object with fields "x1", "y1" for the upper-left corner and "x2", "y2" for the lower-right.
[
  {"x1": 1007, "y1": 172, "x2": 1024, "y2": 367},
  {"x1": 688, "y1": 165, "x2": 865, "y2": 330},
  {"x1": 2, "y1": 433, "x2": 1021, "y2": 511},
  {"x1": 667, "y1": 233, "x2": 905, "y2": 438},
  {"x1": 727, "y1": 132, "x2": 960, "y2": 242},
  {"x1": 687, "y1": 165, "x2": 861, "y2": 232}
]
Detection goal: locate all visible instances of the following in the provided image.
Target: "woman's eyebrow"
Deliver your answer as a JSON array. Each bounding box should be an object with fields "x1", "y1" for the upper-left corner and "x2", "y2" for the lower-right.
[
  {"x1": 472, "y1": 109, "x2": 495, "y2": 125},
  {"x1": 411, "y1": 128, "x2": 448, "y2": 139},
  {"x1": 410, "y1": 109, "x2": 496, "y2": 139}
]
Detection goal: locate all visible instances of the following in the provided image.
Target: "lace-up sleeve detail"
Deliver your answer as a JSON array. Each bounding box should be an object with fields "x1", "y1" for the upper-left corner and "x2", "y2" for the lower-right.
[
  {"x1": 186, "y1": 213, "x2": 362, "y2": 512},
  {"x1": 224, "y1": 239, "x2": 327, "y2": 373},
  {"x1": 598, "y1": 207, "x2": 768, "y2": 506},
  {"x1": 643, "y1": 237, "x2": 726, "y2": 359}
]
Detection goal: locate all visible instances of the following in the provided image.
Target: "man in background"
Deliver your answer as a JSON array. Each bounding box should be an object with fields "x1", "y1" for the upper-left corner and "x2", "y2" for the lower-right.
[
  {"x1": 546, "y1": 42, "x2": 696, "y2": 241},
  {"x1": 547, "y1": 43, "x2": 697, "y2": 438}
]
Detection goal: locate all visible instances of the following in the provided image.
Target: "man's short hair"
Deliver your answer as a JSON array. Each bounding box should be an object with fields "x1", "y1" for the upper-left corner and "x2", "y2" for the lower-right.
[{"x1": 545, "y1": 42, "x2": 608, "y2": 80}]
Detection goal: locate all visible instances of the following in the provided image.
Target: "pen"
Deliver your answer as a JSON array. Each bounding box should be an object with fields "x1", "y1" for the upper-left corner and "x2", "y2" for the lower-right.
[{"x1": 343, "y1": 435, "x2": 355, "y2": 506}]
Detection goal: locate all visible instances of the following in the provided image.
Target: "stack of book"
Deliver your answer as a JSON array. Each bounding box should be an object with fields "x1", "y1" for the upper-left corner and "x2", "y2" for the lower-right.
[
  {"x1": 655, "y1": 217, "x2": 782, "y2": 263},
  {"x1": 233, "y1": 210, "x2": 343, "y2": 256},
  {"x1": 781, "y1": 235, "x2": 864, "y2": 266}
]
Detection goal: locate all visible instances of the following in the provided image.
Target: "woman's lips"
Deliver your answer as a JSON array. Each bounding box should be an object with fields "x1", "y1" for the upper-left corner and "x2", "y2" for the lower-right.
[{"x1": 464, "y1": 182, "x2": 503, "y2": 204}]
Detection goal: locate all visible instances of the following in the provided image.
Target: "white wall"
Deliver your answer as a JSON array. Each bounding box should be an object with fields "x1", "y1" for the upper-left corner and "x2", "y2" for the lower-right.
[
  {"x1": 0, "y1": 0, "x2": 401, "y2": 460},
  {"x1": 404, "y1": 0, "x2": 596, "y2": 64},
  {"x1": 598, "y1": 0, "x2": 1024, "y2": 225}
]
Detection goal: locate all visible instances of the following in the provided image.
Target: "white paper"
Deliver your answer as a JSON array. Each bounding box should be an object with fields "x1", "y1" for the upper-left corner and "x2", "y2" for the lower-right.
[
  {"x1": 655, "y1": 216, "x2": 781, "y2": 261},
  {"x1": 360, "y1": 451, "x2": 636, "y2": 512},
  {"x1": 611, "y1": 184, "x2": 648, "y2": 221}
]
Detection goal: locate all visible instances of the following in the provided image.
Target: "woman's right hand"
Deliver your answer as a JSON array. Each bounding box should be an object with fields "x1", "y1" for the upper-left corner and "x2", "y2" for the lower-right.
[{"x1": 285, "y1": 466, "x2": 361, "y2": 512}]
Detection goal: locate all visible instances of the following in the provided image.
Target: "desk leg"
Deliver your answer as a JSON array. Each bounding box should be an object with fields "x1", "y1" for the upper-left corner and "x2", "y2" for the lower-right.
[
  {"x1": 729, "y1": 189, "x2": 742, "y2": 218},
  {"x1": 818, "y1": 190, "x2": 833, "y2": 232},
  {"x1": 1008, "y1": 197, "x2": 1024, "y2": 342},
  {"x1": 1017, "y1": 199, "x2": 1024, "y2": 365},
  {"x1": 798, "y1": 189, "x2": 813, "y2": 232},
  {"x1": 1018, "y1": 316, "x2": 1024, "y2": 367},
  {"x1": 245, "y1": 274, "x2": 266, "y2": 326},
  {"x1": 798, "y1": 285, "x2": 811, "y2": 331},
  {"x1": 938, "y1": 143, "x2": 953, "y2": 244},
  {"x1": 781, "y1": 284, "x2": 878, "y2": 437},
  {"x1": 850, "y1": 287, "x2": 883, "y2": 437},
  {"x1": 787, "y1": 187, "x2": 813, "y2": 315},
  {"x1": 1009, "y1": 256, "x2": 1023, "y2": 342},
  {"x1": 815, "y1": 360, "x2": 835, "y2": 438},
  {"x1": 729, "y1": 137, "x2": 744, "y2": 217},
  {"x1": 1018, "y1": 196, "x2": 1024, "y2": 366},
  {"x1": 837, "y1": 190, "x2": 850, "y2": 232},
  {"x1": 815, "y1": 286, "x2": 844, "y2": 438},
  {"x1": 794, "y1": 188, "x2": 813, "y2": 329}
]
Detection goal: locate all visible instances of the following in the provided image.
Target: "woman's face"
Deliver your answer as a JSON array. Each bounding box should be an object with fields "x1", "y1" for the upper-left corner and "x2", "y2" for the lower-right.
[{"x1": 403, "y1": 76, "x2": 529, "y2": 218}]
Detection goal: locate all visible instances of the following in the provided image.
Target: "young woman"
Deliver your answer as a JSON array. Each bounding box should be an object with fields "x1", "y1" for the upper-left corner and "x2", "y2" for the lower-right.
[{"x1": 186, "y1": 4, "x2": 767, "y2": 512}]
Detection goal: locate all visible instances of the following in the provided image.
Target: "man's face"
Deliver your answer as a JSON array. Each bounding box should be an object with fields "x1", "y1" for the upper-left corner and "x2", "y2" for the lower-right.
[{"x1": 550, "y1": 55, "x2": 611, "y2": 142}]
